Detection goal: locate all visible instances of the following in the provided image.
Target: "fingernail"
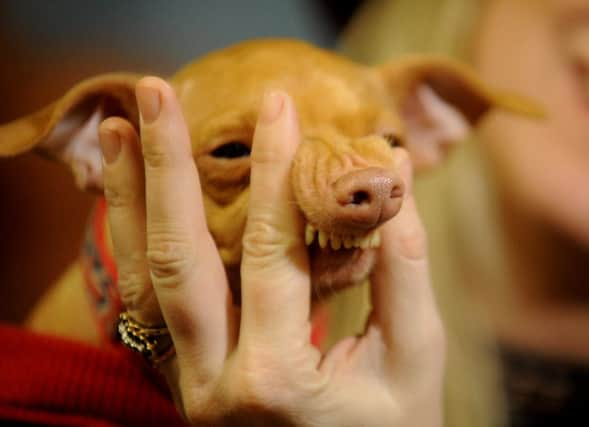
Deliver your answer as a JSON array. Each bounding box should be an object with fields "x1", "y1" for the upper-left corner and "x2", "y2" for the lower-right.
[
  {"x1": 136, "y1": 83, "x2": 161, "y2": 124},
  {"x1": 259, "y1": 90, "x2": 285, "y2": 125},
  {"x1": 100, "y1": 127, "x2": 121, "y2": 164}
]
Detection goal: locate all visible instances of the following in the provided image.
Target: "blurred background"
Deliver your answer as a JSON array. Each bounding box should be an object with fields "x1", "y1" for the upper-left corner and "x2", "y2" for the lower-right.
[
  {"x1": 4, "y1": 2, "x2": 588, "y2": 425},
  {"x1": 0, "y1": 0, "x2": 362, "y2": 322}
]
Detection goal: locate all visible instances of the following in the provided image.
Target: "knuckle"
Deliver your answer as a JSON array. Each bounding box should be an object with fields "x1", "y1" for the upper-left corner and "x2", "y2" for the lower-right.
[
  {"x1": 242, "y1": 216, "x2": 290, "y2": 261},
  {"x1": 146, "y1": 236, "x2": 195, "y2": 288},
  {"x1": 142, "y1": 145, "x2": 174, "y2": 169},
  {"x1": 250, "y1": 143, "x2": 284, "y2": 168},
  {"x1": 141, "y1": 131, "x2": 193, "y2": 171},
  {"x1": 117, "y1": 267, "x2": 152, "y2": 311},
  {"x1": 104, "y1": 185, "x2": 138, "y2": 209}
]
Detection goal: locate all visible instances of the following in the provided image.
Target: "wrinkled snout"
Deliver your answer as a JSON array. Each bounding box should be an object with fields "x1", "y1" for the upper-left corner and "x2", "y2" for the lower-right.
[{"x1": 331, "y1": 167, "x2": 404, "y2": 231}]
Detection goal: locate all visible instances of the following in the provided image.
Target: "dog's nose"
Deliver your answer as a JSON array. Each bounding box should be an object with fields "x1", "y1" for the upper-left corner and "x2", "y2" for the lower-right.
[{"x1": 331, "y1": 167, "x2": 404, "y2": 230}]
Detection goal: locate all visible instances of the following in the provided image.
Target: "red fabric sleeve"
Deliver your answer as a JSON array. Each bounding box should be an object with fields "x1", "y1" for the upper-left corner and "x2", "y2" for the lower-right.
[{"x1": 0, "y1": 324, "x2": 186, "y2": 427}]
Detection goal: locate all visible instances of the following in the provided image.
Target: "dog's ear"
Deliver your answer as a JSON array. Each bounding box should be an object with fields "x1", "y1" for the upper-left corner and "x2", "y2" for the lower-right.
[
  {"x1": 0, "y1": 73, "x2": 141, "y2": 191},
  {"x1": 378, "y1": 56, "x2": 543, "y2": 170}
]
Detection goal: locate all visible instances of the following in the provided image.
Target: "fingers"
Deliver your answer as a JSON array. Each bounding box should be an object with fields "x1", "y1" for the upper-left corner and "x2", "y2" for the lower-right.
[
  {"x1": 240, "y1": 91, "x2": 311, "y2": 345},
  {"x1": 99, "y1": 117, "x2": 162, "y2": 325},
  {"x1": 135, "y1": 77, "x2": 232, "y2": 377},
  {"x1": 369, "y1": 149, "x2": 445, "y2": 369}
]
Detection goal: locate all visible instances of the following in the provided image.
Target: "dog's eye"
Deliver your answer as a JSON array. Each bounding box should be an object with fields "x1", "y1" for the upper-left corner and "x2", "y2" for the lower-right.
[
  {"x1": 383, "y1": 133, "x2": 402, "y2": 148},
  {"x1": 210, "y1": 142, "x2": 251, "y2": 158}
]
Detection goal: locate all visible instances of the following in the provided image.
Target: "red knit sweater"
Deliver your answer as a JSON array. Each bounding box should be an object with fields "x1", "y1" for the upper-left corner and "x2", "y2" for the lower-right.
[{"x1": 0, "y1": 324, "x2": 186, "y2": 427}]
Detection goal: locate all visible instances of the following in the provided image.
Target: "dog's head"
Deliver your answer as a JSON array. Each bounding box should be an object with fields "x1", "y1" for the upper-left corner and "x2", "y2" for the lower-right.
[{"x1": 0, "y1": 39, "x2": 540, "y2": 298}]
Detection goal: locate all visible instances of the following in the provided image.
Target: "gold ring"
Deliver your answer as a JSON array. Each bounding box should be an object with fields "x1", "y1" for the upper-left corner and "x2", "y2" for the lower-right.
[{"x1": 117, "y1": 312, "x2": 175, "y2": 367}]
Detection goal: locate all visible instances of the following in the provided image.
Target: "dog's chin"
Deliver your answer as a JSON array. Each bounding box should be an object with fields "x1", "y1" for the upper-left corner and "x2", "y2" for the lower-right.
[{"x1": 309, "y1": 245, "x2": 377, "y2": 299}]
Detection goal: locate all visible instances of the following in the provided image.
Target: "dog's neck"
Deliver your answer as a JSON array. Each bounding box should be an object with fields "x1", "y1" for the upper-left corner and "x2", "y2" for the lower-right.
[{"x1": 80, "y1": 198, "x2": 122, "y2": 342}]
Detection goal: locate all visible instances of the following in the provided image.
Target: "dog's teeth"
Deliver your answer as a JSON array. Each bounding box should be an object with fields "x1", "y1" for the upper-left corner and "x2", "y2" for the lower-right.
[
  {"x1": 343, "y1": 236, "x2": 354, "y2": 249},
  {"x1": 330, "y1": 235, "x2": 342, "y2": 250},
  {"x1": 370, "y1": 231, "x2": 381, "y2": 248},
  {"x1": 305, "y1": 224, "x2": 316, "y2": 246},
  {"x1": 364, "y1": 230, "x2": 374, "y2": 248},
  {"x1": 360, "y1": 235, "x2": 371, "y2": 249},
  {"x1": 305, "y1": 227, "x2": 378, "y2": 250},
  {"x1": 318, "y1": 230, "x2": 328, "y2": 249}
]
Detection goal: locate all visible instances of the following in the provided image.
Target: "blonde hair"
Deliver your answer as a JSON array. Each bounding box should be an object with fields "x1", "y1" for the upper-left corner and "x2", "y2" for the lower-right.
[
  {"x1": 339, "y1": 1, "x2": 510, "y2": 427},
  {"x1": 340, "y1": 0, "x2": 485, "y2": 62}
]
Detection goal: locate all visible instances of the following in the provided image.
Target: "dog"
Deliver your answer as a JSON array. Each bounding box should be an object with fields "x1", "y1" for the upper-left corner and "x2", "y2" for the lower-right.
[{"x1": 0, "y1": 39, "x2": 540, "y2": 343}]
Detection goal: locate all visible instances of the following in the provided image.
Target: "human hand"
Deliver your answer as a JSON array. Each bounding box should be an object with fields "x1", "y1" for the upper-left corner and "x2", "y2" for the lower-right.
[{"x1": 98, "y1": 77, "x2": 445, "y2": 427}]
